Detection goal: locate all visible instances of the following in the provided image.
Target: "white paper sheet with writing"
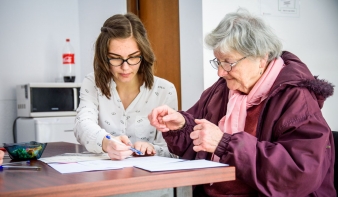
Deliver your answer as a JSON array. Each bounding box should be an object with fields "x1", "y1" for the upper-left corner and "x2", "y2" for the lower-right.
[
  {"x1": 134, "y1": 159, "x2": 228, "y2": 172},
  {"x1": 46, "y1": 156, "x2": 186, "y2": 174}
]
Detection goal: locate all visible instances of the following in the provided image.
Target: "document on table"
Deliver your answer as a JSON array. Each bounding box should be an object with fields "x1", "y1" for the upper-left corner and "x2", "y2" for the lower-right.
[
  {"x1": 47, "y1": 156, "x2": 185, "y2": 174},
  {"x1": 39, "y1": 153, "x2": 110, "y2": 163},
  {"x1": 49, "y1": 162, "x2": 122, "y2": 173},
  {"x1": 43, "y1": 154, "x2": 228, "y2": 174},
  {"x1": 134, "y1": 159, "x2": 228, "y2": 172}
]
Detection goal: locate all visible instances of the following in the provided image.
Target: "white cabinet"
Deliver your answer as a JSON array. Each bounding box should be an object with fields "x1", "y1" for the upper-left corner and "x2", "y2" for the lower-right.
[{"x1": 16, "y1": 116, "x2": 78, "y2": 144}]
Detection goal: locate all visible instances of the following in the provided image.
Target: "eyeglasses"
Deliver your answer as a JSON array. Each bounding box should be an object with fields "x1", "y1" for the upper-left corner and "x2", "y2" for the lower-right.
[
  {"x1": 209, "y1": 56, "x2": 247, "y2": 72},
  {"x1": 107, "y1": 56, "x2": 142, "y2": 67}
]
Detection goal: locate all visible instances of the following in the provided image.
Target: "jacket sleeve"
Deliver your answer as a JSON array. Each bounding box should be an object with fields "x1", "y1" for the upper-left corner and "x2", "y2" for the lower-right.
[
  {"x1": 162, "y1": 111, "x2": 197, "y2": 159},
  {"x1": 214, "y1": 86, "x2": 333, "y2": 196},
  {"x1": 162, "y1": 82, "x2": 215, "y2": 159},
  {"x1": 162, "y1": 78, "x2": 228, "y2": 159}
]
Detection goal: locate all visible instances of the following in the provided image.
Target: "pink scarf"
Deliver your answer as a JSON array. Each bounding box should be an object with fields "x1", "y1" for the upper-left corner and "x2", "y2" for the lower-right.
[
  {"x1": 211, "y1": 57, "x2": 284, "y2": 167},
  {"x1": 218, "y1": 57, "x2": 284, "y2": 135}
]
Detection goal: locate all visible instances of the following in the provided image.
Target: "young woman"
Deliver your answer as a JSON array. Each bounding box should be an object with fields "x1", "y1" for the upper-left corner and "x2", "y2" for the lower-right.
[{"x1": 74, "y1": 13, "x2": 178, "y2": 161}]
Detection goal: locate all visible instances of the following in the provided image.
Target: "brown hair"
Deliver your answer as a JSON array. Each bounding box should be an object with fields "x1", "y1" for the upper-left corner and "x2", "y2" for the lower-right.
[{"x1": 93, "y1": 13, "x2": 155, "y2": 99}]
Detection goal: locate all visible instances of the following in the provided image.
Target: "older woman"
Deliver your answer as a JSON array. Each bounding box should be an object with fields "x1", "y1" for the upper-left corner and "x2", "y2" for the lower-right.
[{"x1": 148, "y1": 8, "x2": 335, "y2": 196}]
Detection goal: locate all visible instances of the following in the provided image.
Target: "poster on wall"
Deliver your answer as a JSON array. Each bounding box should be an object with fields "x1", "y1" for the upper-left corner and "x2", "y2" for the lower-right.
[{"x1": 260, "y1": 0, "x2": 300, "y2": 18}]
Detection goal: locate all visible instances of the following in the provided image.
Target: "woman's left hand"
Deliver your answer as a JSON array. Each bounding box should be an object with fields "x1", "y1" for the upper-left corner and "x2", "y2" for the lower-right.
[
  {"x1": 133, "y1": 141, "x2": 156, "y2": 156},
  {"x1": 190, "y1": 119, "x2": 224, "y2": 153}
]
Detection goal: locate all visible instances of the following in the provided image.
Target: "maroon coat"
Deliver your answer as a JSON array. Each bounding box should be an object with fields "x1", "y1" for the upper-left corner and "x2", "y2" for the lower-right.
[{"x1": 163, "y1": 51, "x2": 335, "y2": 197}]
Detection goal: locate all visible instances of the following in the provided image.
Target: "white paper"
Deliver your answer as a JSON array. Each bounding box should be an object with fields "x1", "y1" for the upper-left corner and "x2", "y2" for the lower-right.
[
  {"x1": 78, "y1": 156, "x2": 185, "y2": 168},
  {"x1": 134, "y1": 159, "x2": 228, "y2": 172},
  {"x1": 48, "y1": 162, "x2": 122, "y2": 173},
  {"x1": 39, "y1": 153, "x2": 110, "y2": 163},
  {"x1": 44, "y1": 154, "x2": 228, "y2": 174},
  {"x1": 46, "y1": 156, "x2": 185, "y2": 173}
]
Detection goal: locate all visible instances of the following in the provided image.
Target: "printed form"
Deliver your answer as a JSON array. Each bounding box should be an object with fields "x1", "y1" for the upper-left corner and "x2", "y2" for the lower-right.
[{"x1": 39, "y1": 154, "x2": 228, "y2": 174}]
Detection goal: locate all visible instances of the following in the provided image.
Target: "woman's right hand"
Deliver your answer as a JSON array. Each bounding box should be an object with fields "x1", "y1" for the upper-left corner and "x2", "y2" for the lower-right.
[
  {"x1": 102, "y1": 135, "x2": 133, "y2": 160},
  {"x1": 148, "y1": 105, "x2": 185, "y2": 132}
]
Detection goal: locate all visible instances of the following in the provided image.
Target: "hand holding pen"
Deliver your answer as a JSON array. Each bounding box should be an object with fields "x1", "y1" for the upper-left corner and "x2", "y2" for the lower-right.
[
  {"x1": 104, "y1": 135, "x2": 143, "y2": 160},
  {"x1": 106, "y1": 135, "x2": 143, "y2": 155},
  {"x1": 133, "y1": 141, "x2": 156, "y2": 156}
]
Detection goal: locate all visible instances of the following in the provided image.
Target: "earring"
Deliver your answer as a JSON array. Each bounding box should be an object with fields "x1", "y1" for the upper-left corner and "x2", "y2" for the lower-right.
[{"x1": 260, "y1": 70, "x2": 262, "y2": 75}]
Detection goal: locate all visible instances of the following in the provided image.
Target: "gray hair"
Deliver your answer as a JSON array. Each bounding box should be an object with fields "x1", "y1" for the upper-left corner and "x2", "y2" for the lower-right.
[{"x1": 205, "y1": 8, "x2": 282, "y2": 61}]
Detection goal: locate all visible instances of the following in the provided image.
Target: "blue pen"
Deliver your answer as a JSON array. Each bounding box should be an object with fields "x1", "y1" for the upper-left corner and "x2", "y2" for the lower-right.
[
  {"x1": 0, "y1": 165, "x2": 41, "y2": 171},
  {"x1": 106, "y1": 135, "x2": 143, "y2": 155},
  {"x1": 1, "y1": 160, "x2": 30, "y2": 166}
]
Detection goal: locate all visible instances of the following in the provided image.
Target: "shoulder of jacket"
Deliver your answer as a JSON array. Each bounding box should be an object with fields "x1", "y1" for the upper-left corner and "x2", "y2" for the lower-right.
[
  {"x1": 297, "y1": 76, "x2": 334, "y2": 99},
  {"x1": 271, "y1": 76, "x2": 334, "y2": 100}
]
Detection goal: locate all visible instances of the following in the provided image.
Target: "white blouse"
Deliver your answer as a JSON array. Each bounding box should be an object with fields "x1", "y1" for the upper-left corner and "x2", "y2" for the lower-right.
[{"x1": 74, "y1": 72, "x2": 178, "y2": 157}]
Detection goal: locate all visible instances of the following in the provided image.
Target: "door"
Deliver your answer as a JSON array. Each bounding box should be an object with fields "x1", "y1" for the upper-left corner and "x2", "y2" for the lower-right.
[{"x1": 127, "y1": 0, "x2": 181, "y2": 110}]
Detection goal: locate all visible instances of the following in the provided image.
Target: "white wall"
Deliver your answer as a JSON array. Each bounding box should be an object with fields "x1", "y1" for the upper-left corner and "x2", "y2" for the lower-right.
[
  {"x1": 179, "y1": 0, "x2": 338, "y2": 130},
  {"x1": 179, "y1": 0, "x2": 204, "y2": 110},
  {"x1": 0, "y1": 0, "x2": 126, "y2": 144},
  {"x1": 78, "y1": 1, "x2": 127, "y2": 80}
]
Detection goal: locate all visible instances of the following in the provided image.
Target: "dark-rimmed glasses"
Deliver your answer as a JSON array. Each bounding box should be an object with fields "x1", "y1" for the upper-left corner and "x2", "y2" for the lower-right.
[
  {"x1": 107, "y1": 56, "x2": 142, "y2": 67},
  {"x1": 209, "y1": 56, "x2": 247, "y2": 72}
]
